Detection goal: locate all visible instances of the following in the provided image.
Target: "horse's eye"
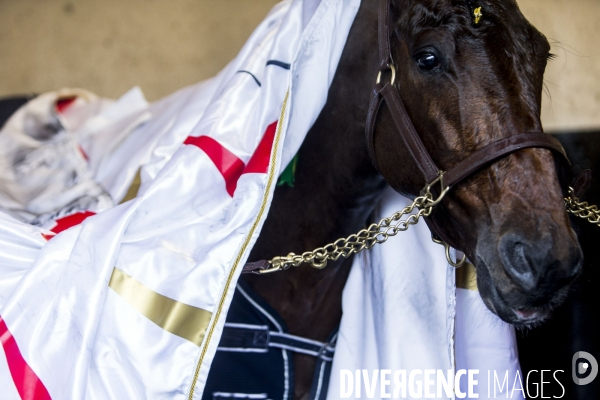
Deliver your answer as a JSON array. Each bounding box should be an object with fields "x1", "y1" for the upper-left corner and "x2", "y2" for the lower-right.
[{"x1": 416, "y1": 53, "x2": 440, "y2": 71}]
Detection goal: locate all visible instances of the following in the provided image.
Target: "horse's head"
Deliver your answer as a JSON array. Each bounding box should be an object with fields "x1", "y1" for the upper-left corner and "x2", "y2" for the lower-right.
[{"x1": 372, "y1": 0, "x2": 583, "y2": 327}]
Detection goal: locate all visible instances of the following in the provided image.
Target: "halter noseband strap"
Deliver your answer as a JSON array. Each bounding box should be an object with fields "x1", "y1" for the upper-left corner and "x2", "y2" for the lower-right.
[{"x1": 366, "y1": 0, "x2": 571, "y2": 250}]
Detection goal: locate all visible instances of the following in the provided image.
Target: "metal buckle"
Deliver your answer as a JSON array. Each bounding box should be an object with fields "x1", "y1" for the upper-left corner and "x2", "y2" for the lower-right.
[
  {"x1": 258, "y1": 254, "x2": 296, "y2": 274},
  {"x1": 421, "y1": 171, "x2": 451, "y2": 207},
  {"x1": 432, "y1": 235, "x2": 467, "y2": 268},
  {"x1": 257, "y1": 263, "x2": 283, "y2": 274},
  {"x1": 376, "y1": 64, "x2": 396, "y2": 86},
  {"x1": 424, "y1": 172, "x2": 464, "y2": 268}
]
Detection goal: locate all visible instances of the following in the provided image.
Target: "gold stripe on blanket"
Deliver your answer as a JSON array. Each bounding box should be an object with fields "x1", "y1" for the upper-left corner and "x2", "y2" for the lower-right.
[
  {"x1": 109, "y1": 268, "x2": 212, "y2": 346},
  {"x1": 456, "y1": 261, "x2": 478, "y2": 291},
  {"x1": 119, "y1": 168, "x2": 142, "y2": 204}
]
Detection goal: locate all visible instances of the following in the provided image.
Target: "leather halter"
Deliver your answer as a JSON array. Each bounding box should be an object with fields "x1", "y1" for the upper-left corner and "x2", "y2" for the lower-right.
[{"x1": 365, "y1": 0, "x2": 571, "y2": 250}]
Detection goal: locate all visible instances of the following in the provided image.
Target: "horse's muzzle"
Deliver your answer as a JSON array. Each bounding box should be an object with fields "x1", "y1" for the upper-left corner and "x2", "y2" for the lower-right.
[{"x1": 476, "y1": 226, "x2": 583, "y2": 327}]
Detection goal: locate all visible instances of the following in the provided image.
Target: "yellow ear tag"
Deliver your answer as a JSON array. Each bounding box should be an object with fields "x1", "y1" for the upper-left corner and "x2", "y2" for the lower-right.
[{"x1": 474, "y1": 7, "x2": 483, "y2": 24}]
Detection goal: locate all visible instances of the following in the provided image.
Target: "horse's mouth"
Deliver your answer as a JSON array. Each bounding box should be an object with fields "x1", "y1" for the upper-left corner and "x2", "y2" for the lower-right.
[
  {"x1": 475, "y1": 257, "x2": 570, "y2": 329},
  {"x1": 481, "y1": 284, "x2": 555, "y2": 328},
  {"x1": 482, "y1": 288, "x2": 552, "y2": 328},
  {"x1": 512, "y1": 307, "x2": 550, "y2": 326}
]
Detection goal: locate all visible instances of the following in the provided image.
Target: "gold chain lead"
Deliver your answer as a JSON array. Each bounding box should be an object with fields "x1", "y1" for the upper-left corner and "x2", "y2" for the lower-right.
[
  {"x1": 565, "y1": 187, "x2": 600, "y2": 226},
  {"x1": 261, "y1": 184, "x2": 600, "y2": 274},
  {"x1": 261, "y1": 173, "x2": 450, "y2": 273}
]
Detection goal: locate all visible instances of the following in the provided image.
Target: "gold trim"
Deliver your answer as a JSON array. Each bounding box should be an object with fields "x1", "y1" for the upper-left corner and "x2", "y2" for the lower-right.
[
  {"x1": 187, "y1": 90, "x2": 290, "y2": 399},
  {"x1": 109, "y1": 268, "x2": 212, "y2": 346},
  {"x1": 456, "y1": 261, "x2": 478, "y2": 291},
  {"x1": 119, "y1": 168, "x2": 142, "y2": 204}
]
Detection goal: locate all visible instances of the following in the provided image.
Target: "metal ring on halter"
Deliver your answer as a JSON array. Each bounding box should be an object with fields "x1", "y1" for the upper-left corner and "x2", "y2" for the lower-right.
[
  {"x1": 376, "y1": 64, "x2": 396, "y2": 86},
  {"x1": 431, "y1": 236, "x2": 467, "y2": 268}
]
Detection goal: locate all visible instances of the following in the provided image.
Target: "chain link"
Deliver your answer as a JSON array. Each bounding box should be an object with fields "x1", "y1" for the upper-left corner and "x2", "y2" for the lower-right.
[
  {"x1": 565, "y1": 187, "x2": 600, "y2": 226},
  {"x1": 261, "y1": 183, "x2": 600, "y2": 274},
  {"x1": 260, "y1": 174, "x2": 450, "y2": 273}
]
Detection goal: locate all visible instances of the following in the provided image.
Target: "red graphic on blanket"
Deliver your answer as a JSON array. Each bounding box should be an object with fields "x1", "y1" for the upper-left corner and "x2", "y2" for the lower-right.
[
  {"x1": 54, "y1": 96, "x2": 90, "y2": 162},
  {"x1": 0, "y1": 316, "x2": 52, "y2": 400},
  {"x1": 55, "y1": 96, "x2": 76, "y2": 114},
  {"x1": 42, "y1": 211, "x2": 96, "y2": 240},
  {"x1": 78, "y1": 146, "x2": 89, "y2": 162},
  {"x1": 184, "y1": 121, "x2": 278, "y2": 196}
]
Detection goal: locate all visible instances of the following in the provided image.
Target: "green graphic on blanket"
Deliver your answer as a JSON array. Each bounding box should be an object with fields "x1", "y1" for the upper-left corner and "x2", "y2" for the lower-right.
[{"x1": 277, "y1": 153, "x2": 298, "y2": 188}]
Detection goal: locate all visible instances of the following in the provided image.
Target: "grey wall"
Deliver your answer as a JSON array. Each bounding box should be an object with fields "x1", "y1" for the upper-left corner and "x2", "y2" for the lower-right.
[
  {"x1": 519, "y1": 0, "x2": 600, "y2": 131},
  {"x1": 0, "y1": 0, "x2": 279, "y2": 100},
  {"x1": 0, "y1": 0, "x2": 598, "y2": 131}
]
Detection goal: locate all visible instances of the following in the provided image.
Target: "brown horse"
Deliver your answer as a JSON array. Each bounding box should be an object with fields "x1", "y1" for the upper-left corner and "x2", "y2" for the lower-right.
[{"x1": 243, "y1": 0, "x2": 583, "y2": 398}]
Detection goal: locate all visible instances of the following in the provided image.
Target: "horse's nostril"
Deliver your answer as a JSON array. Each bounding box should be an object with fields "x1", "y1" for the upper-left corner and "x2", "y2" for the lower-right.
[
  {"x1": 512, "y1": 242, "x2": 526, "y2": 271},
  {"x1": 497, "y1": 231, "x2": 582, "y2": 295},
  {"x1": 498, "y1": 235, "x2": 536, "y2": 290}
]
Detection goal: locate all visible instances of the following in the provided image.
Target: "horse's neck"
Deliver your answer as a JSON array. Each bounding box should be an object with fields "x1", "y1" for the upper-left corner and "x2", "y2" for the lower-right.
[{"x1": 244, "y1": 0, "x2": 383, "y2": 339}]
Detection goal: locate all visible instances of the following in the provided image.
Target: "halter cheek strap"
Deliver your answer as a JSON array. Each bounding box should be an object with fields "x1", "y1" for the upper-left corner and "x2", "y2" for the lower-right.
[{"x1": 366, "y1": 0, "x2": 571, "y2": 250}]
